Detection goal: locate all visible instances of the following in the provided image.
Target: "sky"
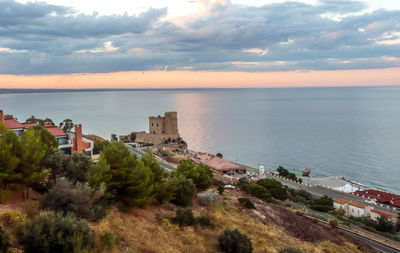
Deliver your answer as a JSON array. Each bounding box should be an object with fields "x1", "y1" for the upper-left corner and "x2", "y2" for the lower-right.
[{"x1": 0, "y1": 0, "x2": 400, "y2": 88}]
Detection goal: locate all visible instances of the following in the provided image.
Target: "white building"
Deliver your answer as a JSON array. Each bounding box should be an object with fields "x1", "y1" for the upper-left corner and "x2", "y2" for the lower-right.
[{"x1": 334, "y1": 198, "x2": 373, "y2": 217}]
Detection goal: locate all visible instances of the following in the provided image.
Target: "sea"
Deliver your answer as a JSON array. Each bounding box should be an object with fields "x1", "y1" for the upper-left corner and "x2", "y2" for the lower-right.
[{"x1": 1, "y1": 87, "x2": 400, "y2": 193}]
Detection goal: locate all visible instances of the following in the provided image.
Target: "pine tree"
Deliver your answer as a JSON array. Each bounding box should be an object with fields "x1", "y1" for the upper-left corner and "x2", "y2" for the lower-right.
[
  {"x1": 100, "y1": 142, "x2": 156, "y2": 210},
  {"x1": 119, "y1": 161, "x2": 155, "y2": 209},
  {"x1": 17, "y1": 129, "x2": 48, "y2": 199},
  {"x1": 64, "y1": 153, "x2": 92, "y2": 183},
  {"x1": 141, "y1": 151, "x2": 165, "y2": 183},
  {"x1": 0, "y1": 125, "x2": 21, "y2": 188}
]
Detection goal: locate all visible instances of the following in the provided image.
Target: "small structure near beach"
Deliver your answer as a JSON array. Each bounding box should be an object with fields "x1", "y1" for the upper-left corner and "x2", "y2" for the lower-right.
[
  {"x1": 301, "y1": 168, "x2": 311, "y2": 177},
  {"x1": 193, "y1": 153, "x2": 246, "y2": 176}
]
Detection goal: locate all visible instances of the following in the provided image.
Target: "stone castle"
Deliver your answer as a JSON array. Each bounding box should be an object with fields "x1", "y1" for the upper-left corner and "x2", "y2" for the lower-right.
[
  {"x1": 135, "y1": 112, "x2": 180, "y2": 145},
  {"x1": 149, "y1": 112, "x2": 179, "y2": 135}
]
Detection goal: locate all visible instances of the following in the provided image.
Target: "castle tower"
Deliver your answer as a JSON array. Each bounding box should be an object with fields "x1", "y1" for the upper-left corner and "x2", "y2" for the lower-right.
[
  {"x1": 164, "y1": 112, "x2": 178, "y2": 135},
  {"x1": 149, "y1": 116, "x2": 164, "y2": 134}
]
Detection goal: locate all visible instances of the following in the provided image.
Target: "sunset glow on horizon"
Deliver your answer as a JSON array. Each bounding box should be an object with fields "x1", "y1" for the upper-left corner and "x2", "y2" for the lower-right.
[{"x1": 1, "y1": 68, "x2": 400, "y2": 89}]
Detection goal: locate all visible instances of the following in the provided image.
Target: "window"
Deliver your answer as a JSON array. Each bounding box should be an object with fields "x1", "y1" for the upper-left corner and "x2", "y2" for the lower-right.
[{"x1": 152, "y1": 123, "x2": 154, "y2": 126}]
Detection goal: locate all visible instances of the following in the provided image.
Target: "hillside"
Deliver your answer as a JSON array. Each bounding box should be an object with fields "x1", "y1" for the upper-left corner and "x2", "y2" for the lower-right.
[{"x1": 90, "y1": 187, "x2": 376, "y2": 253}]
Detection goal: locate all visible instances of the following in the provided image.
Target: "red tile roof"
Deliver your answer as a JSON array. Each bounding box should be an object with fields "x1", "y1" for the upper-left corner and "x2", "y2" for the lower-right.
[
  {"x1": 203, "y1": 156, "x2": 245, "y2": 172},
  {"x1": 348, "y1": 201, "x2": 366, "y2": 209},
  {"x1": 371, "y1": 209, "x2": 398, "y2": 219},
  {"x1": 22, "y1": 122, "x2": 38, "y2": 129},
  {"x1": 353, "y1": 190, "x2": 400, "y2": 208},
  {"x1": 4, "y1": 118, "x2": 24, "y2": 129},
  {"x1": 335, "y1": 198, "x2": 350, "y2": 205},
  {"x1": 44, "y1": 126, "x2": 67, "y2": 137}
]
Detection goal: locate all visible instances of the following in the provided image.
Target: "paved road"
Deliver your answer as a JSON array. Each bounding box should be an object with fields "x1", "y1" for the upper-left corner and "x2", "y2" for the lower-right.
[
  {"x1": 342, "y1": 230, "x2": 400, "y2": 253},
  {"x1": 125, "y1": 145, "x2": 175, "y2": 172}
]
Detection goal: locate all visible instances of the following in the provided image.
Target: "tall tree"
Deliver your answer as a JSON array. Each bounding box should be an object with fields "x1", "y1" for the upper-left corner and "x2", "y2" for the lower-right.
[
  {"x1": 59, "y1": 119, "x2": 74, "y2": 132},
  {"x1": 0, "y1": 124, "x2": 21, "y2": 188},
  {"x1": 130, "y1": 132, "x2": 136, "y2": 142},
  {"x1": 30, "y1": 125, "x2": 58, "y2": 151},
  {"x1": 17, "y1": 129, "x2": 49, "y2": 199},
  {"x1": 25, "y1": 115, "x2": 43, "y2": 125},
  {"x1": 110, "y1": 134, "x2": 118, "y2": 142},
  {"x1": 171, "y1": 175, "x2": 197, "y2": 207},
  {"x1": 100, "y1": 142, "x2": 156, "y2": 210},
  {"x1": 43, "y1": 118, "x2": 55, "y2": 126},
  {"x1": 141, "y1": 151, "x2": 165, "y2": 183},
  {"x1": 42, "y1": 148, "x2": 63, "y2": 180},
  {"x1": 63, "y1": 153, "x2": 92, "y2": 184},
  {"x1": 89, "y1": 159, "x2": 111, "y2": 191},
  {"x1": 174, "y1": 160, "x2": 213, "y2": 190},
  {"x1": 118, "y1": 160, "x2": 155, "y2": 209}
]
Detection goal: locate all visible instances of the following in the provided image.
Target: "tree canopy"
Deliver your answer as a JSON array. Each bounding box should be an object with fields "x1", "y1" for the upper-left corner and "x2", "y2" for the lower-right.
[
  {"x1": 59, "y1": 119, "x2": 74, "y2": 132},
  {"x1": 173, "y1": 159, "x2": 213, "y2": 190}
]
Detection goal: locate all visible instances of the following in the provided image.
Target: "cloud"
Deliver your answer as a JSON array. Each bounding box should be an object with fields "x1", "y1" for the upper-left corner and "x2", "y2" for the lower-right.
[
  {"x1": 75, "y1": 41, "x2": 119, "y2": 54},
  {"x1": 0, "y1": 47, "x2": 28, "y2": 53},
  {"x1": 0, "y1": 0, "x2": 400, "y2": 74},
  {"x1": 242, "y1": 48, "x2": 269, "y2": 56}
]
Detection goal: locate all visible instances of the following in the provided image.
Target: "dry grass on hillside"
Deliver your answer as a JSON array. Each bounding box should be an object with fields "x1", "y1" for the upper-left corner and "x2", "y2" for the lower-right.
[{"x1": 91, "y1": 203, "x2": 364, "y2": 253}]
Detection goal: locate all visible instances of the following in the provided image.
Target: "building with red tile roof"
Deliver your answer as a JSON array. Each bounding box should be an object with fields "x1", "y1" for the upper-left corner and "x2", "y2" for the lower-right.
[
  {"x1": 1, "y1": 109, "x2": 93, "y2": 157},
  {"x1": 1, "y1": 110, "x2": 25, "y2": 136},
  {"x1": 333, "y1": 198, "x2": 372, "y2": 218},
  {"x1": 370, "y1": 209, "x2": 399, "y2": 223},
  {"x1": 21, "y1": 122, "x2": 39, "y2": 129},
  {"x1": 4, "y1": 118, "x2": 25, "y2": 135},
  {"x1": 194, "y1": 153, "x2": 246, "y2": 175},
  {"x1": 44, "y1": 123, "x2": 67, "y2": 137},
  {"x1": 353, "y1": 189, "x2": 400, "y2": 208}
]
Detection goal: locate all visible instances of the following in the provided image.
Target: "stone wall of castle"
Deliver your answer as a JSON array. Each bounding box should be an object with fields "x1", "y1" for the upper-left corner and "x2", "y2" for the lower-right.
[
  {"x1": 135, "y1": 131, "x2": 180, "y2": 145},
  {"x1": 136, "y1": 112, "x2": 180, "y2": 145},
  {"x1": 149, "y1": 112, "x2": 179, "y2": 135}
]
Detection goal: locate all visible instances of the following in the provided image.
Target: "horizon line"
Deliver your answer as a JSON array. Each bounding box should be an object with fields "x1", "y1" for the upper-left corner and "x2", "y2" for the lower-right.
[{"x1": 1, "y1": 85, "x2": 400, "y2": 95}]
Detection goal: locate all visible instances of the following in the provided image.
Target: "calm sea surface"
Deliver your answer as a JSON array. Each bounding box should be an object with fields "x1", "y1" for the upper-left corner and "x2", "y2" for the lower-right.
[{"x1": 1, "y1": 87, "x2": 400, "y2": 193}]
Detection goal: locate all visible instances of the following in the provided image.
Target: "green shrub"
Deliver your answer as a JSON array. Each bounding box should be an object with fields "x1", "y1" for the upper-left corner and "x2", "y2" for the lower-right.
[
  {"x1": 196, "y1": 216, "x2": 215, "y2": 228},
  {"x1": 40, "y1": 177, "x2": 105, "y2": 221},
  {"x1": 257, "y1": 179, "x2": 288, "y2": 201},
  {"x1": 63, "y1": 153, "x2": 92, "y2": 184},
  {"x1": 173, "y1": 160, "x2": 213, "y2": 190},
  {"x1": 280, "y1": 247, "x2": 303, "y2": 253},
  {"x1": 172, "y1": 209, "x2": 196, "y2": 227},
  {"x1": 1, "y1": 211, "x2": 26, "y2": 228},
  {"x1": 238, "y1": 198, "x2": 255, "y2": 209},
  {"x1": 246, "y1": 184, "x2": 272, "y2": 202},
  {"x1": 375, "y1": 215, "x2": 395, "y2": 233},
  {"x1": 0, "y1": 226, "x2": 10, "y2": 253},
  {"x1": 329, "y1": 219, "x2": 338, "y2": 229},
  {"x1": 171, "y1": 176, "x2": 197, "y2": 207},
  {"x1": 16, "y1": 211, "x2": 95, "y2": 253},
  {"x1": 0, "y1": 189, "x2": 12, "y2": 204},
  {"x1": 218, "y1": 229, "x2": 253, "y2": 253},
  {"x1": 218, "y1": 185, "x2": 225, "y2": 195},
  {"x1": 100, "y1": 231, "x2": 115, "y2": 252},
  {"x1": 153, "y1": 179, "x2": 177, "y2": 204},
  {"x1": 23, "y1": 202, "x2": 40, "y2": 219},
  {"x1": 310, "y1": 195, "x2": 333, "y2": 212}
]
